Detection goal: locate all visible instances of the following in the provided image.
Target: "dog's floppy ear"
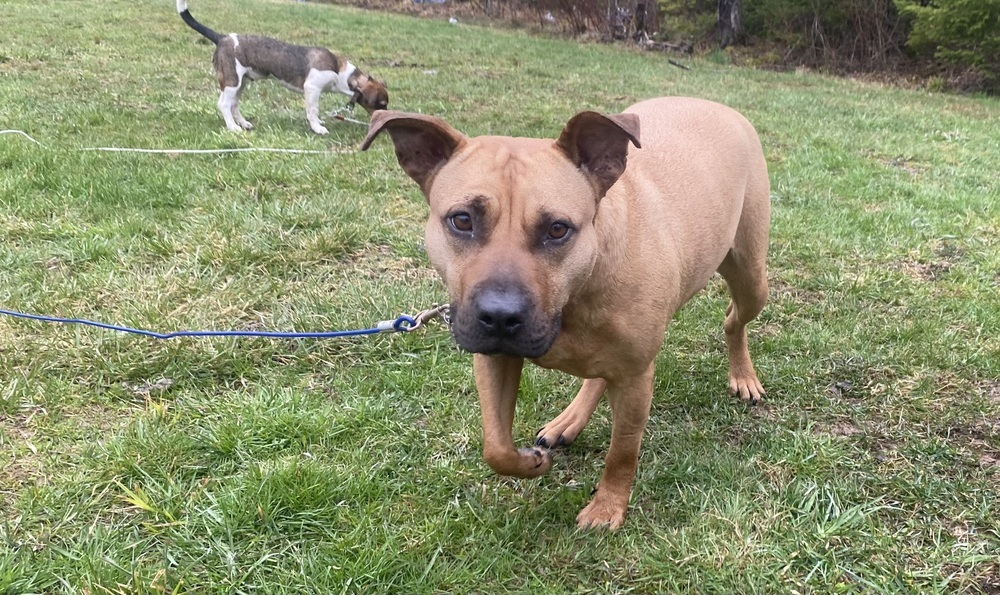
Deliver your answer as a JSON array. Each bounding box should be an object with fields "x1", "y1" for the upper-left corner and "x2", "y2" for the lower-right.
[
  {"x1": 555, "y1": 111, "x2": 641, "y2": 198},
  {"x1": 361, "y1": 111, "x2": 467, "y2": 196}
]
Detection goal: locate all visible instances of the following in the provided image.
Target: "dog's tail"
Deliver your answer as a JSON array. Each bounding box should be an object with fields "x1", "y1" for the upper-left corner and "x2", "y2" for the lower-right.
[{"x1": 177, "y1": 0, "x2": 223, "y2": 45}]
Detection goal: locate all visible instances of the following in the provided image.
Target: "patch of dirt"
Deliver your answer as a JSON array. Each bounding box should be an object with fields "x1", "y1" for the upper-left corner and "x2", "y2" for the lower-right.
[
  {"x1": 931, "y1": 370, "x2": 978, "y2": 404},
  {"x1": 980, "y1": 379, "x2": 1000, "y2": 404},
  {"x1": 1, "y1": 403, "x2": 131, "y2": 515},
  {"x1": 821, "y1": 355, "x2": 898, "y2": 401},
  {"x1": 747, "y1": 402, "x2": 777, "y2": 421},
  {"x1": 345, "y1": 244, "x2": 438, "y2": 283},
  {"x1": 827, "y1": 380, "x2": 854, "y2": 399},
  {"x1": 867, "y1": 152, "x2": 931, "y2": 178},
  {"x1": 972, "y1": 440, "x2": 999, "y2": 468},
  {"x1": 866, "y1": 437, "x2": 899, "y2": 464},
  {"x1": 935, "y1": 422, "x2": 999, "y2": 471},
  {"x1": 769, "y1": 278, "x2": 824, "y2": 306},
  {"x1": 980, "y1": 570, "x2": 1000, "y2": 595},
  {"x1": 812, "y1": 419, "x2": 864, "y2": 438},
  {"x1": 895, "y1": 239, "x2": 967, "y2": 283},
  {"x1": 0, "y1": 409, "x2": 46, "y2": 514},
  {"x1": 899, "y1": 259, "x2": 953, "y2": 282},
  {"x1": 121, "y1": 377, "x2": 174, "y2": 398}
]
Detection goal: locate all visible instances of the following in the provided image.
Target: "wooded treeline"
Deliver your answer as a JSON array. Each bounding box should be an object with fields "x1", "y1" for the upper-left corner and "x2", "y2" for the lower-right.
[{"x1": 473, "y1": 0, "x2": 1000, "y2": 92}]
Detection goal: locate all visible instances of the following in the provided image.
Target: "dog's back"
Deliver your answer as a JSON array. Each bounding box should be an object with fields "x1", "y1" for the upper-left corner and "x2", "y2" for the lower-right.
[
  {"x1": 213, "y1": 35, "x2": 339, "y2": 91},
  {"x1": 615, "y1": 97, "x2": 770, "y2": 303}
]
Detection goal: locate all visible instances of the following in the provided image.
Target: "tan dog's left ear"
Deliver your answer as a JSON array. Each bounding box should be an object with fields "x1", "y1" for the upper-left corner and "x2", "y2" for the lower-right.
[
  {"x1": 555, "y1": 112, "x2": 641, "y2": 198},
  {"x1": 361, "y1": 111, "x2": 467, "y2": 196}
]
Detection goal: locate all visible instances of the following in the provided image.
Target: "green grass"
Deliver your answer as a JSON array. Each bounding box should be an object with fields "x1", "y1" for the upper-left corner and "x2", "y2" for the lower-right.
[{"x1": 1, "y1": 0, "x2": 998, "y2": 592}]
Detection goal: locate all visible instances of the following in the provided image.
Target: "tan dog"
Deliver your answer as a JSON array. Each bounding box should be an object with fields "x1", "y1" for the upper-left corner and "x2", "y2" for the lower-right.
[{"x1": 362, "y1": 97, "x2": 770, "y2": 529}]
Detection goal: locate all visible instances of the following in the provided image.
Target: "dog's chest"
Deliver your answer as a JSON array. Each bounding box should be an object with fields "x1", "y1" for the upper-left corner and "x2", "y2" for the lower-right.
[{"x1": 532, "y1": 321, "x2": 639, "y2": 379}]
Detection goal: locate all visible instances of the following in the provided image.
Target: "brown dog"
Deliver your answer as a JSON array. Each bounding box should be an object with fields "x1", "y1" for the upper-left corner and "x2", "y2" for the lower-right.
[{"x1": 361, "y1": 97, "x2": 770, "y2": 529}]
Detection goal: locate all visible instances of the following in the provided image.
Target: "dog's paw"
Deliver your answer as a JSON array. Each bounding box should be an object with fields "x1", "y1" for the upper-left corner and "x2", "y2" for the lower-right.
[
  {"x1": 535, "y1": 401, "x2": 600, "y2": 447},
  {"x1": 311, "y1": 124, "x2": 330, "y2": 135},
  {"x1": 226, "y1": 124, "x2": 245, "y2": 133},
  {"x1": 534, "y1": 432, "x2": 567, "y2": 449},
  {"x1": 238, "y1": 120, "x2": 254, "y2": 130},
  {"x1": 728, "y1": 374, "x2": 766, "y2": 404},
  {"x1": 576, "y1": 492, "x2": 628, "y2": 530},
  {"x1": 516, "y1": 446, "x2": 552, "y2": 478}
]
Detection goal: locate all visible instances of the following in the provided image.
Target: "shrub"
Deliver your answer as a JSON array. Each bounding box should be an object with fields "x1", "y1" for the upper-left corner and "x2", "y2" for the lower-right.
[
  {"x1": 895, "y1": 0, "x2": 1000, "y2": 91},
  {"x1": 741, "y1": 0, "x2": 907, "y2": 68}
]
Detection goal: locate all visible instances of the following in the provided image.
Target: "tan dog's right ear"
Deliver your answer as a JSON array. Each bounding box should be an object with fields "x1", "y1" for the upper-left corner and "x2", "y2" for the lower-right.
[{"x1": 361, "y1": 111, "x2": 467, "y2": 196}]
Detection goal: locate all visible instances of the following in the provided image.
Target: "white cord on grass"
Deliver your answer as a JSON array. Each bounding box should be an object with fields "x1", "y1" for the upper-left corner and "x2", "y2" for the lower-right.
[
  {"x1": 81, "y1": 146, "x2": 351, "y2": 154},
  {"x1": 1, "y1": 129, "x2": 45, "y2": 146},
  {"x1": 1, "y1": 129, "x2": 354, "y2": 155}
]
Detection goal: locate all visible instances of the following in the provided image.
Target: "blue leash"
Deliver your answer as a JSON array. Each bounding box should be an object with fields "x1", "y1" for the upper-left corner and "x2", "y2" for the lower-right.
[{"x1": 0, "y1": 304, "x2": 450, "y2": 340}]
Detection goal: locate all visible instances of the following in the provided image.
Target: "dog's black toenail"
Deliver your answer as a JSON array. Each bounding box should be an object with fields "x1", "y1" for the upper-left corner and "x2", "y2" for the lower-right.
[
  {"x1": 556, "y1": 435, "x2": 567, "y2": 447},
  {"x1": 535, "y1": 435, "x2": 550, "y2": 447}
]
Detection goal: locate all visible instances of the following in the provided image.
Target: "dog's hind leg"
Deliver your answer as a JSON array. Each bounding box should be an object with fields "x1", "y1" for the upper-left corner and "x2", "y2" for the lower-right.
[
  {"x1": 716, "y1": 192, "x2": 769, "y2": 402},
  {"x1": 218, "y1": 83, "x2": 255, "y2": 131},
  {"x1": 216, "y1": 54, "x2": 252, "y2": 132},
  {"x1": 231, "y1": 84, "x2": 253, "y2": 130},
  {"x1": 218, "y1": 86, "x2": 245, "y2": 132},
  {"x1": 535, "y1": 378, "x2": 606, "y2": 448},
  {"x1": 718, "y1": 264, "x2": 766, "y2": 402}
]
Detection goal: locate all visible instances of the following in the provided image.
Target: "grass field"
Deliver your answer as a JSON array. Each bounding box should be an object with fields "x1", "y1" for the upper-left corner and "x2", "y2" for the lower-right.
[{"x1": 1, "y1": 0, "x2": 999, "y2": 592}]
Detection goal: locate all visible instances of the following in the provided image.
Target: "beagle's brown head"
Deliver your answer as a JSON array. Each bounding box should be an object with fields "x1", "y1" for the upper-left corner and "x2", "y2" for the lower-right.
[{"x1": 354, "y1": 75, "x2": 389, "y2": 114}]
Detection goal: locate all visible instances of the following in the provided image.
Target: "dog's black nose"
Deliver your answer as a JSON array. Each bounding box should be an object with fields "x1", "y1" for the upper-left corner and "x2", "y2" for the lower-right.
[{"x1": 473, "y1": 287, "x2": 529, "y2": 338}]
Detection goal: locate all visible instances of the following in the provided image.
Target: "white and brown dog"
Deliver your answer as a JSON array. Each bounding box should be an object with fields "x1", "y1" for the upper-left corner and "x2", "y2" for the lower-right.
[{"x1": 177, "y1": 0, "x2": 388, "y2": 134}]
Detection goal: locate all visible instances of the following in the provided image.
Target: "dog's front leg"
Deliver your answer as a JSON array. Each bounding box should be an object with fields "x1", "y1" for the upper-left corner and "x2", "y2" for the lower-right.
[
  {"x1": 473, "y1": 354, "x2": 553, "y2": 478},
  {"x1": 576, "y1": 363, "x2": 655, "y2": 530},
  {"x1": 303, "y1": 85, "x2": 329, "y2": 135}
]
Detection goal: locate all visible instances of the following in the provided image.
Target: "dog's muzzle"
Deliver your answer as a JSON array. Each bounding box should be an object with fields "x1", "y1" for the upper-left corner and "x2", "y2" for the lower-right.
[{"x1": 451, "y1": 282, "x2": 559, "y2": 359}]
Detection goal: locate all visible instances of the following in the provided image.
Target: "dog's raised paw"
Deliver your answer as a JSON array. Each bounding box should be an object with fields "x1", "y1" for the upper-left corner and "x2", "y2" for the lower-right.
[{"x1": 516, "y1": 446, "x2": 552, "y2": 477}]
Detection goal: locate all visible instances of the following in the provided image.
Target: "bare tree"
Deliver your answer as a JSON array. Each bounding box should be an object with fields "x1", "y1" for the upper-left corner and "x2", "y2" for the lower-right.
[{"x1": 717, "y1": 0, "x2": 741, "y2": 48}]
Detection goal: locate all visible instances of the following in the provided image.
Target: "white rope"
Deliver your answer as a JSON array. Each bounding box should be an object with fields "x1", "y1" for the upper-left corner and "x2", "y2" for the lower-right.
[
  {"x1": 1, "y1": 129, "x2": 355, "y2": 155},
  {"x1": 333, "y1": 114, "x2": 368, "y2": 126},
  {"x1": 1, "y1": 129, "x2": 45, "y2": 146},
  {"x1": 81, "y1": 146, "x2": 350, "y2": 155}
]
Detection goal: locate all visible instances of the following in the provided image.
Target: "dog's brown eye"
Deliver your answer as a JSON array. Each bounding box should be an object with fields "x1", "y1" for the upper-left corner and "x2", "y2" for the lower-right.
[
  {"x1": 548, "y1": 222, "x2": 570, "y2": 240},
  {"x1": 449, "y1": 213, "x2": 473, "y2": 233}
]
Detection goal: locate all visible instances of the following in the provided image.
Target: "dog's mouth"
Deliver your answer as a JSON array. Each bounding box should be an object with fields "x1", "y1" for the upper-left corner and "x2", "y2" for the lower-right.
[{"x1": 448, "y1": 292, "x2": 560, "y2": 359}]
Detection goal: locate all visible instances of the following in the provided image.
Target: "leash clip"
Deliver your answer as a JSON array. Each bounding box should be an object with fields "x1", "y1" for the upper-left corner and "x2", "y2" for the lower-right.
[
  {"x1": 375, "y1": 303, "x2": 450, "y2": 333},
  {"x1": 406, "y1": 303, "x2": 451, "y2": 332},
  {"x1": 327, "y1": 101, "x2": 367, "y2": 126}
]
